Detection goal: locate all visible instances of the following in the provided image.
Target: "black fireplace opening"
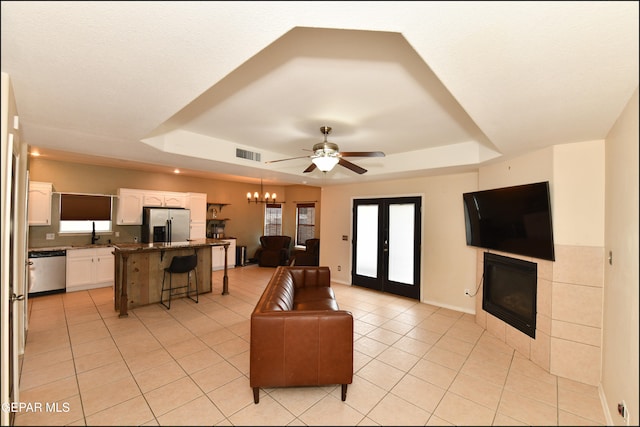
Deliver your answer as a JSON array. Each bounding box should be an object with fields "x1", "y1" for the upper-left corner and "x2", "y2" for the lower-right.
[{"x1": 483, "y1": 252, "x2": 537, "y2": 338}]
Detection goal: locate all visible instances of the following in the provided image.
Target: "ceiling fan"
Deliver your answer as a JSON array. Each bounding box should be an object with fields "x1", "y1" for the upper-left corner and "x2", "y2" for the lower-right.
[{"x1": 266, "y1": 126, "x2": 385, "y2": 174}]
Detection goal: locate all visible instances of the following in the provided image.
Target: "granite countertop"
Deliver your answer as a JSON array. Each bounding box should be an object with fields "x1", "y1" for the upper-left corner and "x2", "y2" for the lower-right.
[
  {"x1": 112, "y1": 238, "x2": 230, "y2": 253},
  {"x1": 29, "y1": 239, "x2": 230, "y2": 253},
  {"x1": 28, "y1": 243, "x2": 114, "y2": 252}
]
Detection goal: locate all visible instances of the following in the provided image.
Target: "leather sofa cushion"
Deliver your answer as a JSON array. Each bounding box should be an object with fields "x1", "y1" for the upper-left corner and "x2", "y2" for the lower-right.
[{"x1": 294, "y1": 286, "x2": 338, "y2": 310}]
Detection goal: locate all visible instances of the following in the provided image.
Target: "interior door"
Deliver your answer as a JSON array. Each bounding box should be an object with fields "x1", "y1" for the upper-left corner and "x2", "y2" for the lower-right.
[{"x1": 352, "y1": 197, "x2": 421, "y2": 300}]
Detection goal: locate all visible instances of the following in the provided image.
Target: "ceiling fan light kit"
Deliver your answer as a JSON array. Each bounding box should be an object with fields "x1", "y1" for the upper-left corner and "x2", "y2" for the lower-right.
[
  {"x1": 311, "y1": 155, "x2": 339, "y2": 172},
  {"x1": 266, "y1": 126, "x2": 385, "y2": 175}
]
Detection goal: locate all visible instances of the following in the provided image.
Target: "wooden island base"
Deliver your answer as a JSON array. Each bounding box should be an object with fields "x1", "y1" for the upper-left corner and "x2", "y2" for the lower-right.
[{"x1": 113, "y1": 239, "x2": 229, "y2": 317}]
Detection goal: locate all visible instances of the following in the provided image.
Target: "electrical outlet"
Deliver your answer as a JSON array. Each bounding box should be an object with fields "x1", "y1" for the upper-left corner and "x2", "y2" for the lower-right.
[
  {"x1": 464, "y1": 288, "x2": 471, "y2": 296},
  {"x1": 337, "y1": 265, "x2": 341, "y2": 271},
  {"x1": 45, "y1": 233, "x2": 55, "y2": 240},
  {"x1": 115, "y1": 231, "x2": 120, "y2": 237}
]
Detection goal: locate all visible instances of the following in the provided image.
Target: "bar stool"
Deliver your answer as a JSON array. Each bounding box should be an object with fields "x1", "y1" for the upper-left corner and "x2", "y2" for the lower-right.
[{"x1": 161, "y1": 253, "x2": 198, "y2": 309}]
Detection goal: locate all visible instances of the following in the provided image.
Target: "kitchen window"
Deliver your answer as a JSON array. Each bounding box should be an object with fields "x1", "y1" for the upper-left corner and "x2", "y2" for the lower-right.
[{"x1": 58, "y1": 193, "x2": 113, "y2": 234}]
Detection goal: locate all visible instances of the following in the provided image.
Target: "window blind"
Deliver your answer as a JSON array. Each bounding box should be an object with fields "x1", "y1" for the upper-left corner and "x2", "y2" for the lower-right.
[{"x1": 60, "y1": 194, "x2": 112, "y2": 221}]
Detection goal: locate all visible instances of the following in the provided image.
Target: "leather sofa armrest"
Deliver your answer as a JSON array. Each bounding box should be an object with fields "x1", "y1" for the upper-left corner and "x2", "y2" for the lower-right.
[{"x1": 250, "y1": 310, "x2": 353, "y2": 387}]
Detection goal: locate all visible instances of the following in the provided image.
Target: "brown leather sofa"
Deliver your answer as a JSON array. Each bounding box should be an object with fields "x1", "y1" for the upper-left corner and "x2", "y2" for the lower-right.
[
  {"x1": 254, "y1": 235, "x2": 292, "y2": 267},
  {"x1": 250, "y1": 266, "x2": 353, "y2": 404}
]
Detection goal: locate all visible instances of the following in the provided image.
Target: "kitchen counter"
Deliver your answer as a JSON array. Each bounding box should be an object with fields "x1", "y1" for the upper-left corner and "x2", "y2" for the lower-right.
[{"x1": 113, "y1": 239, "x2": 231, "y2": 317}]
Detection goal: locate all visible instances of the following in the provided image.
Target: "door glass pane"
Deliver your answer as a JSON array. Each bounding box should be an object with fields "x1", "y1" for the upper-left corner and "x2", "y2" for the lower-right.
[
  {"x1": 356, "y1": 205, "x2": 378, "y2": 278},
  {"x1": 388, "y1": 203, "x2": 414, "y2": 284}
]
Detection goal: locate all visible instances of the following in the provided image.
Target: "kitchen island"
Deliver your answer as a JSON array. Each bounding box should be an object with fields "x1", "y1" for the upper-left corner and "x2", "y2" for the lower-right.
[{"x1": 112, "y1": 239, "x2": 230, "y2": 317}]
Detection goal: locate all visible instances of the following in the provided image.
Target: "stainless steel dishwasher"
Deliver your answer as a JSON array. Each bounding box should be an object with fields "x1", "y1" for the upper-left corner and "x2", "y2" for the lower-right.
[{"x1": 28, "y1": 250, "x2": 66, "y2": 296}]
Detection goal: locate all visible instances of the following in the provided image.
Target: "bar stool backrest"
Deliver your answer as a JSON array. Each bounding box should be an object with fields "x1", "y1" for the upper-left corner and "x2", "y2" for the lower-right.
[{"x1": 168, "y1": 254, "x2": 198, "y2": 273}]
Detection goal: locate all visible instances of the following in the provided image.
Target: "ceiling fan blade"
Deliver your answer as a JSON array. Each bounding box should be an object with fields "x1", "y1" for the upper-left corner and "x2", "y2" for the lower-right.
[
  {"x1": 303, "y1": 163, "x2": 317, "y2": 173},
  {"x1": 265, "y1": 155, "x2": 311, "y2": 164},
  {"x1": 339, "y1": 151, "x2": 385, "y2": 158},
  {"x1": 338, "y1": 158, "x2": 367, "y2": 174}
]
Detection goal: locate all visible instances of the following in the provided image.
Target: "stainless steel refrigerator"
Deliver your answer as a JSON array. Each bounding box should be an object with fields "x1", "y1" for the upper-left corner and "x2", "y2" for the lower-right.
[{"x1": 141, "y1": 207, "x2": 191, "y2": 243}]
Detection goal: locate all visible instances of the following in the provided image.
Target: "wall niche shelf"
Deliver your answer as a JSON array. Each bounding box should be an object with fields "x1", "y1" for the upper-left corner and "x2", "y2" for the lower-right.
[{"x1": 207, "y1": 203, "x2": 230, "y2": 237}]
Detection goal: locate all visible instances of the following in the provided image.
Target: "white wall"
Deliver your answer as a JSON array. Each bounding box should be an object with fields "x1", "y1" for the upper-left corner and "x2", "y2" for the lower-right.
[
  {"x1": 320, "y1": 172, "x2": 479, "y2": 313},
  {"x1": 602, "y1": 88, "x2": 639, "y2": 426}
]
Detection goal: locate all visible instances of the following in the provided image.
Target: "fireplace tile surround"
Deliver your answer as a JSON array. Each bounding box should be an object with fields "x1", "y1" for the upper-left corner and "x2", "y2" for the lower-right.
[{"x1": 474, "y1": 244, "x2": 604, "y2": 386}]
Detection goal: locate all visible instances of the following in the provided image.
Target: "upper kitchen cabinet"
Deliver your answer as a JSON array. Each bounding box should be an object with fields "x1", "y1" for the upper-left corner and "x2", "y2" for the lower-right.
[
  {"x1": 143, "y1": 190, "x2": 186, "y2": 208},
  {"x1": 116, "y1": 188, "x2": 144, "y2": 225},
  {"x1": 28, "y1": 181, "x2": 52, "y2": 226}
]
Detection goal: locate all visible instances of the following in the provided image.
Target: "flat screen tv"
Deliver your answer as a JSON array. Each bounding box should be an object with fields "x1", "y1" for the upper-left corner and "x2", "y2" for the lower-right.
[{"x1": 463, "y1": 181, "x2": 555, "y2": 261}]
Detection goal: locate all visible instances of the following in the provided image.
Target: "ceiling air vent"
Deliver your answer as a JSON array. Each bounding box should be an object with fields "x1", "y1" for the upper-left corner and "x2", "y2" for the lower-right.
[{"x1": 236, "y1": 148, "x2": 261, "y2": 162}]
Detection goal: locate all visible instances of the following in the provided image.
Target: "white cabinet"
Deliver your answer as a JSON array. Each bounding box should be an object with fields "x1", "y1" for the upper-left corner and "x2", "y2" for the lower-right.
[
  {"x1": 66, "y1": 247, "x2": 115, "y2": 292},
  {"x1": 116, "y1": 188, "x2": 145, "y2": 225},
  {"x1": 143, "y1": 191, "x2": 186, "y2": 208},
  {"x1": 212, "y1": 239, "x2": 236, "y2": 271},
  {"x1": 28, "y1": 181, "x2": 52, "y2": 226},
  {"x1": 186, "y1": 193, "x2": 207, "y2": 239}
]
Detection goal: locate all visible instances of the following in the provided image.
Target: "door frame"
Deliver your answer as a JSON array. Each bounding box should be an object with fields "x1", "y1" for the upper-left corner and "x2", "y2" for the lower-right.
[{"x1": 351, "y1": 195, "x2": 422, "y2": 300}]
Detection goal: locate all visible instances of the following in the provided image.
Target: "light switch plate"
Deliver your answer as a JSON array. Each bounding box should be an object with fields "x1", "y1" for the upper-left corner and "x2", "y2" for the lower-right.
[{"x1": 46, "y1": 233, "x2": 55, "y2": 240}]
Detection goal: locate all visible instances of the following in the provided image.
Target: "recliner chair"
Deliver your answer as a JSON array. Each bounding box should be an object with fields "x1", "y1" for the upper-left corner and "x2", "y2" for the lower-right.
[
  {"x1": 290, "y1": 238, "x2": 320, "y2": 266},
  {"x1": 255, "y1": 235, "x2": 292, "y2": 267}
]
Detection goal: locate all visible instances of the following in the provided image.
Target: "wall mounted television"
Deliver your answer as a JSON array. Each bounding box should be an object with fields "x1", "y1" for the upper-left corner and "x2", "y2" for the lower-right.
[{"x1": 463, "y1": 181, "x2": 555, "y2": 261}]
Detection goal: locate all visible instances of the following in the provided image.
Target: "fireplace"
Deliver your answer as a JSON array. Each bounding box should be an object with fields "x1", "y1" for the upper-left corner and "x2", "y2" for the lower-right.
[{"x1": 483, "y1": 252, "x2": 537, "y2": 338}]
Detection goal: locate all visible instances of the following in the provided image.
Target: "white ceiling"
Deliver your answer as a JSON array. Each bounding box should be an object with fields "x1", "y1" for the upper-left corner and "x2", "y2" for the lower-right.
[{"x1": 2, "y1": 2, "x2": 638, "y2": 186}]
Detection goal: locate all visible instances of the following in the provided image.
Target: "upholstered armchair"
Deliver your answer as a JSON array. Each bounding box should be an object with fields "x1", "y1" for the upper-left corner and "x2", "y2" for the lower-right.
[
  {"x1": 290, "y1": 238, "x2": 320, "y2": 266},
  {"x1": 255, "y1": 235, "x2": 292, "y2": 267}
]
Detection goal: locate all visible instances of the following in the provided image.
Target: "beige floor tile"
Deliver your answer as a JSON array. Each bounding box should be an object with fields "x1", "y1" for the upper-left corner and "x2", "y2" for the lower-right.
[
  {"x1": 504, "y1": 368, "x2": 558, "y2": 407},
  {"x1": 409, "y1": 359, "x2": 457, "y2": 389},
  {"x1": 81, "y1": 375, "x2": 141, "y2": 416},
  {"x1": 206, "y1": 376, "x2": 255, "y2": 417},
  {"x1": 189, "y1": 359, "x2": 244, "y2": 393},
  {"x1": 133, "y1": 359, "x2": 187, "y2": 393},
  {"x1": 162, "y1": 336, "x2": 209, "y2": 359},
  {"x1": 354, "y1": 335, "x2": 389, "y2": 358},
  {"x1": 18, "y1": 265, "x2": 608, "y2": 426},
  {"x1": 424, "y1": 346, "x2": 467, "y2": 371},
  {"x1": 144, "y1": 376, "x2": 204, "y2": 417},
  {"x1": 356, "y1": 359, "x2": 404, "y2": 391},
  {"x1": 392, "y1": 335, "x2": 433, "y2": 357},
  {"x1": 155, "y1": 395, "x2": 226, "y2": 426},
  {"x1": 77, "y1": 360, "x2": 132, "y2": 394},
  {"x1": 269, "y1": 386, "x2": 331, "y2": 417},
  {"x1": 13, "y1": 394, "x2": 83, "y2": 426},
  {"x1": 448, "y1": 372, "x2": 503, "y2": 410},
  {"x1": 84, "y1": 395, "x2": 156, "y2": 426},
  {"x1": 366, "y1": 326, "x2": 403, "y2": 345},
  {"x1": 73, "y1": 346, "x2": 123, "y2": 373},
  {"x1": 390, "y1": 374, "x2": 446, "y2": 413},
  {"x1": 342, "y1": 377, "x2": 387, "y2": 415},
  {"x1": 368, "y1": 392, "x2": 431, "y2": 425},
  {"x1": 497, "y1": 389, "x2": 558, "y2": 426},
  {"x1": 19, "y1": 359, "x2": 76, "y2": 391},
  {"x1": 228, "y1": 393, "x2": 297, "y2": 426},
  {"x1": 176, "y1": 347, "x2": 224, "y2": 374},
  {"x1": 376, "y1": 346, "x2": 420, "y2": 372},
  {"x1": 434, "y1": 391, "x2": 496, "y2": 426},
  {"x1": 17, "y1": 376, "x2": 79, "y2": 406},
  {"x1": 298, "y1": 394, "x2": 366, "y2": 426}
]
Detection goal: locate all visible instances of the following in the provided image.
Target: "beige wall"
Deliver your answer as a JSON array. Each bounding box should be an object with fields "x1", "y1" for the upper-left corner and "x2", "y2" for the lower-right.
[
  {"x1": 602, "y1": 88, "x2": 639, "y2": 426},
  {"x1": 320, "y1": 172, "x2": 479, "y2": 314},
  {"x1": 27, "y1": 158, "x2": 321, "y2": 258}
]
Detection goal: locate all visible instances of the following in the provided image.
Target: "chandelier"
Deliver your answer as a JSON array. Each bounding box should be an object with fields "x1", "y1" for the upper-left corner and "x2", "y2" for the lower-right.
[{"x1": 247, "y1": 179, "x2": 281, "y2": 204}]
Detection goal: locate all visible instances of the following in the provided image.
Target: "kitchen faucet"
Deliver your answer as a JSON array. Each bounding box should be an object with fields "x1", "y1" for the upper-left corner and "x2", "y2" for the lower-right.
[{"x1": 91, "y1": 222, "x2": 100, "y2": 245}]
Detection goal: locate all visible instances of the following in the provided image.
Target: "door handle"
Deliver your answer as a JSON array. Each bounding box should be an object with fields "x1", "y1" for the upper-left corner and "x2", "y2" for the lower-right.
[{"x1": 11, "y1": 293, "x2": 25, "y2": 303}]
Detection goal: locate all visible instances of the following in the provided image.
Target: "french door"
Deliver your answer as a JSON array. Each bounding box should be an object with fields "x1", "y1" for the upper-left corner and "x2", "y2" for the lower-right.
[{"x1": 351, "y1": 196, "x2": 421, "y2": 300}]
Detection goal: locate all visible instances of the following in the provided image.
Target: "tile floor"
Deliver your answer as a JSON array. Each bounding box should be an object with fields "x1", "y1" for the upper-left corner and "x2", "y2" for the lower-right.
[{"x1": 15, "y1": 265, "x2": 607, "y2": 426}]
